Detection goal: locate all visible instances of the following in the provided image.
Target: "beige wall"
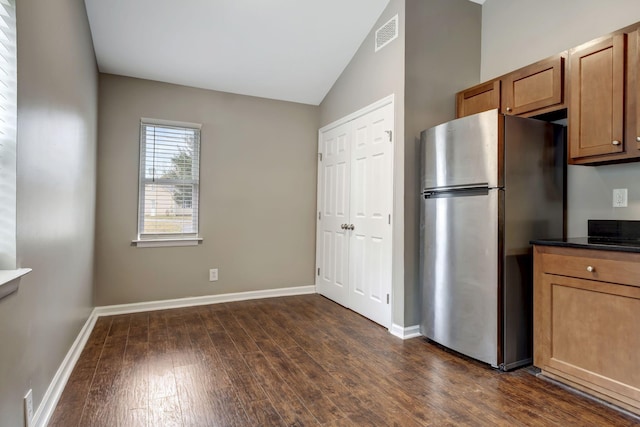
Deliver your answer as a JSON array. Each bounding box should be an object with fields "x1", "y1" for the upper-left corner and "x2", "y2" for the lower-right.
[
  {"x1": 94, "y1": 74, "x2": 318, "y2": 306},
  {"x1": 319, "y1": 0, "x2": 482, "y2": 327},
  {"x1": 0, "y1": 0, "x2": 98, "y2": 425},
  {"x1": 481, "y1": 0, "x2": 640, "y2": 81},
  {"x1": 319, "y1": 0, "x2": 406, "y2": 326},
  {"x1": 404, "y1": 0, "x2": 481, "y2": 325},
  {"x1": 319, "y1": 0, "x2": 405, "y2": 127},
  {"x1": 481, "y1": 0, "x2": 640, "y2": 237}
]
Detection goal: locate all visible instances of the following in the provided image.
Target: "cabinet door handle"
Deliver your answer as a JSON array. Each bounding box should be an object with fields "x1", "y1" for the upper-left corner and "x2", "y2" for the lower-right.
[
  {"x1": 636, "y1": 136, "x2": 640, "y2": 142},
  {"x1": 586, "y1": 265, "x2": 595, "y2": 272},
  {"x1": 612, "y1": 140, "x2": 621, "y2": 146},
  {"x1": 505, "y1": 107, "x2": 512, "y2": 113}
]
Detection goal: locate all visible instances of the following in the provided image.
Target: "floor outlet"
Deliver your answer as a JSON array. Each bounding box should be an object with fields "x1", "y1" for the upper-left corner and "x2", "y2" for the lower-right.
[
  {"x1": 24, "y1": 389, "x2": 33, "y2": 427},
  {"x1": 613, "y1": 188, "x2": 628, "y2": 208},
  {"x1": 209, "y1": 268, "x2": 218, "y2": 282}
]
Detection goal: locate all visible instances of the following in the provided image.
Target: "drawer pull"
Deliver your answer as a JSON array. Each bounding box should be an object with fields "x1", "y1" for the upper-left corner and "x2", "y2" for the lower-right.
[{"x1": 586, "y1": 265, "x2": 595, "y2": 272}]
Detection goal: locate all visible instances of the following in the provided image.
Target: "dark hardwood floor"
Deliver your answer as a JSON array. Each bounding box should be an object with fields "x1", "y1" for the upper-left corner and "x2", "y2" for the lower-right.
[{"x1": 50, "y1": 294, "x2": 639, "y2": 426}]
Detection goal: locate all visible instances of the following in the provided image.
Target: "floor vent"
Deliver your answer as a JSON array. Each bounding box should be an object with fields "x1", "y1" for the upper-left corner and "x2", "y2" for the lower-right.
[{"x1": 375, "y1": 14, "x2": 398, "y2": 52}]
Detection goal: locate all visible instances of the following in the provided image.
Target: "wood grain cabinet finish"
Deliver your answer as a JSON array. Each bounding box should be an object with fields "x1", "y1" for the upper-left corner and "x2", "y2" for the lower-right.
[
  {"x1": 456, "y1": 80, "x2": 500, "y2": 118},
  {"x1": 631, "y1": 29, "x2": 640, "y2": 153},
  {"x1": 456, "y1": 21, "x2": 640, "y2": 164},
  {"x1": 456, "y1": 54, "x2": 566, "y2": 119},
  {"x1": 568, "y1": 34, "x2": 626, "y2": 163},
  {"x1": 533, "y1": 245, "x2": 640, "y2": 415},
  {"x1": 501, "y1": 54, "x2": 565, "y2": 117}
]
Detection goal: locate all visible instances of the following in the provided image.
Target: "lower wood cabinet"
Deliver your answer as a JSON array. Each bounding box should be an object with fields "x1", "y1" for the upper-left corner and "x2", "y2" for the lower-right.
[{"x1": 533, "y1": 245, "x2": 640, "y2": 415}]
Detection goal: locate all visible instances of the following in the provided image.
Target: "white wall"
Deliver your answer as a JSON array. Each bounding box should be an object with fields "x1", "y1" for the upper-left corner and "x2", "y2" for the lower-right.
[{"x1": 482, "y1": 0, "x2": 640, "y2": 237}]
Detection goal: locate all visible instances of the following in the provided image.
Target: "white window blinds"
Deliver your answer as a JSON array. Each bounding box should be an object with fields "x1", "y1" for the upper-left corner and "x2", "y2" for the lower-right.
[
  {"x1": 138, "y1": 120, "x2": 201, "y2": 240},
  {"x1": 0, "y1": 0, "x2": 17, "y2": 269}
]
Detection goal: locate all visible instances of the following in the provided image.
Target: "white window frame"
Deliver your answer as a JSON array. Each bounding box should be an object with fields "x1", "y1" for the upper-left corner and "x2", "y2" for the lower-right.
[
  {"x1": 0, "y1": 0, "x2": 17, "y2": 270},
  {"x1": 133, "y1": 118, "x2": 203, "y2": 248},
  {"x1": 0, "y1": 0, "x2": 30, "y2": 294}
]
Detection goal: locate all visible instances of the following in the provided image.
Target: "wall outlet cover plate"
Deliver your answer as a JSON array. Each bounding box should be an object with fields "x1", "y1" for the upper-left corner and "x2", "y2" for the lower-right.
[{"x1": 613, "y1": 188, "x2": 628, "y2": 208}]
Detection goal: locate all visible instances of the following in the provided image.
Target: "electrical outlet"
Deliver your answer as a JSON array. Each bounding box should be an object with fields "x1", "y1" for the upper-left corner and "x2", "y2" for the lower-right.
[
  {"x1": 24, "y1": 389, "x2": 33, "y2": 427},
  {"x1": 209, "y1": 268, "x2": 218, "y2": 282},
  {"x1": 613, "y1": 188, "x2": 628, "y2": 208}
]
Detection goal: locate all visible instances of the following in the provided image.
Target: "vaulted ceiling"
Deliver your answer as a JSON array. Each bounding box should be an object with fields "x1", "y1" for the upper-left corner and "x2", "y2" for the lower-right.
[{"x1": 84, "y1": 0, "x2": 391, "y2": 105}]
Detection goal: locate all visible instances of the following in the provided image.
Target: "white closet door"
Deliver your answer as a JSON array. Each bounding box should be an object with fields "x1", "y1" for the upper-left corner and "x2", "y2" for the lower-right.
[
  {"x1": 315, "y1": 98, "x2": 394, "y2": 329},
  {"x1": 315, "y1": 123, "x2": 351, "y2": 305},
  {"x1": 348, "y1": 103, "x2": 393, "y2": 328}
]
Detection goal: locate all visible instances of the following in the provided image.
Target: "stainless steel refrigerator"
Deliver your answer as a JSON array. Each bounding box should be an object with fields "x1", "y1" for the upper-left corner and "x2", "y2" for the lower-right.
[{"x1": 419, "y1": 108, "x2": 564, "y2": 371}]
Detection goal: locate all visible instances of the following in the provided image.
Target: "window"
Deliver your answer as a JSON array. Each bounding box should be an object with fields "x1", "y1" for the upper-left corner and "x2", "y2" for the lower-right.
[
  {"x1": 0, "y1": 0, "x2": 17, "y2": 270},
  {"x1": 136, "y1": 119, "x2": 201, "y2": 246}
]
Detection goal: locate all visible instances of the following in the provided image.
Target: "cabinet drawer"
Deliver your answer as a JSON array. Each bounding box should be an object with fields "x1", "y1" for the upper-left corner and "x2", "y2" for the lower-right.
[{"x1": 542, "y1": 252, "x2": 640, "y2": 287}]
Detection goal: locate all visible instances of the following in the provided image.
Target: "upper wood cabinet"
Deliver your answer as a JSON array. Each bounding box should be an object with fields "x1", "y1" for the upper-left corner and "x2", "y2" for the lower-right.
[
  {"x1": 568, "y1": 34, "x2": 626, "y2": 163},
  {"x1": 456, "y1": 80, "x2": 500, "y2": 118},
  {"x1": 455, "y1": 20, "x2": 640, "y2": 165},
  {"x1": 456, "y1": 54, "x2": 566, "y2": 119},
  {"x1": 630, "y1": 29, "x2": 640, "y2": 154},
  {"x1": 502, "y1": 54, "x2": 565, "y2": 116}
]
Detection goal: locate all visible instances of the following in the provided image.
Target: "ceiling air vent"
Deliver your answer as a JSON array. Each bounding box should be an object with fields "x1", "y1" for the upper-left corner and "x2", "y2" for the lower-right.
[{"x1": 375, "y1": 15, "x2": 398, "y2": 52}]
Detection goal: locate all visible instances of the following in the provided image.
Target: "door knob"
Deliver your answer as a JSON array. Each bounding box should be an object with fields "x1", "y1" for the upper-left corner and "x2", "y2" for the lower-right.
[
  {"x1": 348, "y1": 224, "x2": 355, "y2": 230},
  {"x1": 636, "y1": 136, "x2": 640, "y2": 142},
  {"x1": 612, "y1": 140, "x2": 621, "y2": 146},
  {"x1": 505, "y1": 107, "x2": 512, "y2": 113},
  {"x1": 586, "y1": 265, "x2": 595, "y2": 272}
]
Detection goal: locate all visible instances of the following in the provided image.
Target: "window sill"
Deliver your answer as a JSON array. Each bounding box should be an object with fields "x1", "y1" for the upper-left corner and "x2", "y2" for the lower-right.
[
  {"x1": 131, "y1": 238, "x2": 203, "y2": 248},
  {"x1": 0, "y1": 268, "x2": 32, "y2": 301}
]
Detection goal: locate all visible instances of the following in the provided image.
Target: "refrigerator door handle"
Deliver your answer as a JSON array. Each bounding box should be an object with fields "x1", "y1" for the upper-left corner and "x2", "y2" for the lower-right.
[
  {"x1": 423, "y1": 183, "x2": 489, "y2": 192},
  {"x1": 423, "y1": 184, "x2": 492, "y2": 199}
]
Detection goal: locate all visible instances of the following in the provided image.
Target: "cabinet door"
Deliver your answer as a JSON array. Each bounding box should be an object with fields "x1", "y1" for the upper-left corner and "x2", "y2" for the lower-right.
[
  {"x1": 631, "y1": 29, "x2": 640, "y2": 151},
  {"x1": 569, "y1": 34, "x2": 626, "y2": 161},
  {"x1": 535, "y1": 272, "x2": 640, "y2": 411},
  {"x1": 456, "y1": 80, "x2": 500, "y2": 118},
  {"x1": 502, "y1": 54, "x2": 565, "y2": 116}
]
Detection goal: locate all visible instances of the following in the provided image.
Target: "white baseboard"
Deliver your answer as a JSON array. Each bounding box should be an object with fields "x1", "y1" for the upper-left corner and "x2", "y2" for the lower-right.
[
  {"x1": 33, "y1": 308, "x2": 98, "y2": 427},
  {"x1": 93, "y1": 285, "x2": 316, "y2": 317},
  {"x1": 33, "y1": 284, "x2": 315, "y2": 427},
  {"x1": 390, "y1": 323, "x2": 422, "y2": 339}
]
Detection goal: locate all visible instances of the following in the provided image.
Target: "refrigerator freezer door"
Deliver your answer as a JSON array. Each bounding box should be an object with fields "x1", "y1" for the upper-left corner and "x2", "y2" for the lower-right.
[
  {"x1": 420, "y1": 189, "x2": 500, "y2": 367},
  {"x1": 421, "y1": 109, "x2": 501, "y2": 190}
]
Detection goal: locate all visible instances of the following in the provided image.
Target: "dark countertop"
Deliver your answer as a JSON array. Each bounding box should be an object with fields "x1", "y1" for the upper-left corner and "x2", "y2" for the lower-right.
[{"x1": 531, "y1": 237, "x2": 640, "y2": 254}]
